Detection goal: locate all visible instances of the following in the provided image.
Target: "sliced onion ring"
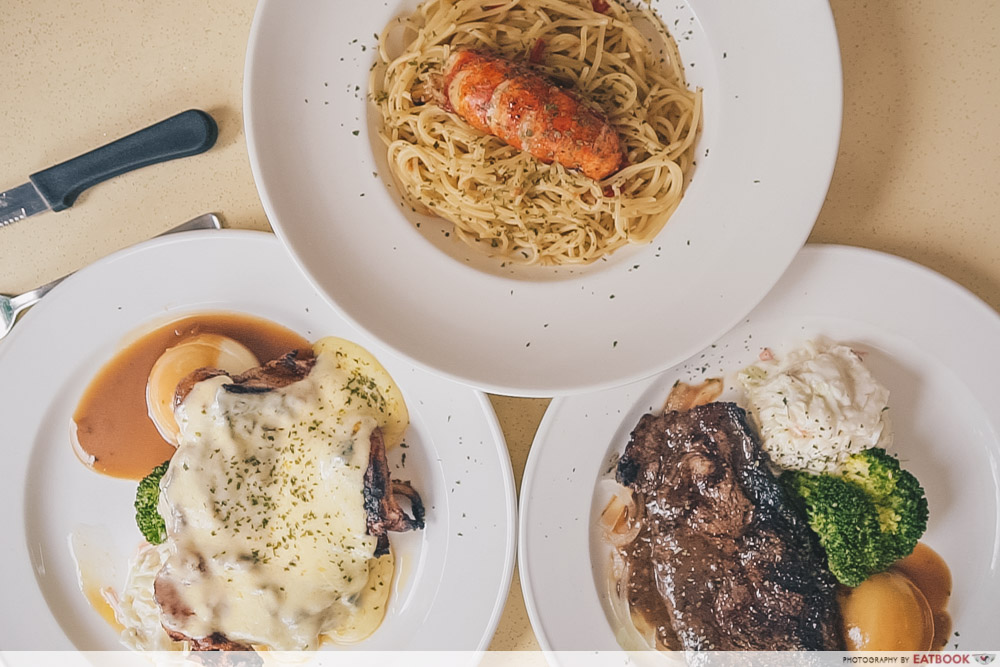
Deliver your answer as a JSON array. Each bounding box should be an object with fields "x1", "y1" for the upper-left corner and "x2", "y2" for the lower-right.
[
  {"x1": 664, "y1": 377, "x2": 724, "y2": 412},
  {"x1": 601, "y1": 491, "x2": 642, "y2": 547}
]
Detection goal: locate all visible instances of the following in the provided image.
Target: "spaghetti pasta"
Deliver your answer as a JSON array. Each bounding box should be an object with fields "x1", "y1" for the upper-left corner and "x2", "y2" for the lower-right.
[{"x1": 371, "y1": 0, "x2": 701, "y2": 265}]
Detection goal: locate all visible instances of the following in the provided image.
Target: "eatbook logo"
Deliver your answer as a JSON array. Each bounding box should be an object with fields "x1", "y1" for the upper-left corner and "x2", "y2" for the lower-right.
[{"x1": 914, "y1": 656, "x2": 990, "y2": 664}]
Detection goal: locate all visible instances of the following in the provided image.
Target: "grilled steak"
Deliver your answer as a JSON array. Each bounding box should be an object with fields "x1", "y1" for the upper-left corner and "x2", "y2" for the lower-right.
[{"x1": 616, "y1": 402, "x2": 843, "y2": 650}]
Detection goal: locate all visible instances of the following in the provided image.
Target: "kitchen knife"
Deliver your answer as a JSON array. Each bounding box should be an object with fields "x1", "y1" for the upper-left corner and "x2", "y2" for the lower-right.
[{"x1": 0, "y1": 109, "x2": 218, "y2": 228}]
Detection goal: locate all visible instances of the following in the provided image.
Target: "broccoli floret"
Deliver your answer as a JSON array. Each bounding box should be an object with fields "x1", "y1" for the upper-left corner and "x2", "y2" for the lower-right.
[
  {"x1": 135, "y1": 460, "x2": 171, "y2": 544},
  {"x1": 841, "y1": 447, "x2": 929, "y2": 552},
  {"x1": 781, "y1": 447, "x2": 928, "y2": 587}
]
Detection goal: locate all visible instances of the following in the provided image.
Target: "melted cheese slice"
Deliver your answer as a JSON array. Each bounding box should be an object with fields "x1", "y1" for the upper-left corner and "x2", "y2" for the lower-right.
[
  {"x1": 313, "y1": 336, "x2": 408, "y2": 448},
  {"x1": 156, "y1": 338, "x2": 405, "y2": 650}
]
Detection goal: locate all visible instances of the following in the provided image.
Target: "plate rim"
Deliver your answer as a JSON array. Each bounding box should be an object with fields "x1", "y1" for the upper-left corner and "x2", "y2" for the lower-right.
[
  {"x1": 242, "y1": 0, "x2": 844, "y2": 397},
  {"x1": 0, "y1": 229, "x2": 517, "y2": 652}
]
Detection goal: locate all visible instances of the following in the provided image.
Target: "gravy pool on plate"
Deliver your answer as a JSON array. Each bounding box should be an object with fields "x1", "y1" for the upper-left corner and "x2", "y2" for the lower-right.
[{"x1": 72, "y1": 312, "x2": 309, "y2": 479}]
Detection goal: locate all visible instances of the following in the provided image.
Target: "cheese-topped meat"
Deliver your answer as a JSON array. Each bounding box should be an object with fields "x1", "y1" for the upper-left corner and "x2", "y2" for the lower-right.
[{"x1": 153, "y1": 343, "x2": 411, "y2": 650}]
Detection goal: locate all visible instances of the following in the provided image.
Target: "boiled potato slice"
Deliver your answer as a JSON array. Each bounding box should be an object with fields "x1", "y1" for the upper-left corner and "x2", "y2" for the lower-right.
[
  {"x1": 324, "y1": 552, "x2": 394, "y2": 645},
  {"x1": 313, "y1": 337, "x2": 409, "y2": 447}
]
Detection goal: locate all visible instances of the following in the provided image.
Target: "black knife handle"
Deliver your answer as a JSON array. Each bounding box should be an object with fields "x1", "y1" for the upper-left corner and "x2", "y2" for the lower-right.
[{"x1": 28, "y1": 109, "x2": 218, "y2": 212}]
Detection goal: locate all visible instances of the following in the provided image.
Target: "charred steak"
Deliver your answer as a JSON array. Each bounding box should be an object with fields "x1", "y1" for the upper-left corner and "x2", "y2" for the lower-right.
[{"x1": 616, "y1": 402, "x2": 843, "y2": 650}]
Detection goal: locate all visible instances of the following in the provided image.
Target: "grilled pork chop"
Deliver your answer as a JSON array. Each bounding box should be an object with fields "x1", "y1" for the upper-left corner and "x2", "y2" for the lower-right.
[
  {"x1": 158, "y1": 350, "x2": 424, "y2": 651},
  {"x1": 616, "y1": 402, "x2": 843, "y2": 650},
  {"x1": 174, "y1": 350, "x2": 425, "y2": 547}
]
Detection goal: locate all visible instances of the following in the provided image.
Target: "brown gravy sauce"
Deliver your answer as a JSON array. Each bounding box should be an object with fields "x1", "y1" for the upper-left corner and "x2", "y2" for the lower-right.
[
  {"x1": 72, "y1": 312, "x2": 310, "y2": 480},
  {"x1": 623, "y1": 522, "x2": 682, "y2": 650},
  {"x1": 620, "y1": 538, "x2": 951, "y2": 651},
  {"x1": 889, "y1": 542, "x2": 953, "y2": 650}
]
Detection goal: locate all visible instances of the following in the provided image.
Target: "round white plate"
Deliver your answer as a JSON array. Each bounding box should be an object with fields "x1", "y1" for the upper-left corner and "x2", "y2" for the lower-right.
[
  {"x1": 0, "y1": 230, "x2": 516, "y2": 651},
  {"x1": 243, "y1": 0, "x2": 842, "y2": 396},
  {"x1": 520, "y1": 244, "x2": 1000, "y2": 651}
]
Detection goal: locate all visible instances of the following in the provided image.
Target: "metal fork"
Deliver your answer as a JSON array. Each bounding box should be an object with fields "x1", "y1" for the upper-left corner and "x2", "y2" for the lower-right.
[{"x1": 0, "y1": 212, "x2": 222, "y2": 341}]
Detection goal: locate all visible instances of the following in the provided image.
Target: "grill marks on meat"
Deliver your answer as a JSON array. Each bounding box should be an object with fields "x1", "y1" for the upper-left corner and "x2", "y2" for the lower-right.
[
  {"x1": 172, "y1": 349, "x2": 316, "y2": 406},
  {"x1": 154, "y1": 576, "x2": 255, "y2": 652},
  {"x1": 615, "y1": 402, "x2": 844, "y2": 651},
  {"x1": 159, "y1": 350, "x2": 424, "y2": 650}
]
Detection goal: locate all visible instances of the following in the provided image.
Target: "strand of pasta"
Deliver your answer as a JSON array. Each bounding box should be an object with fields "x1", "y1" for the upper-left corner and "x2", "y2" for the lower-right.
[{"x1": 373, "y1": 0, "x2": 700, "y2": 265}]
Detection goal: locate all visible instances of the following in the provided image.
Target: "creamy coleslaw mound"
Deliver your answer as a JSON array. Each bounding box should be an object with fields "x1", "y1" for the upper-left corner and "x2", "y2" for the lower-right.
[
  {"x1": 738, "y1": 339, "x2": 892, "y2": 473},
  {"x1": 116, "y1": 542, "x2": 181, "y2": 652}
]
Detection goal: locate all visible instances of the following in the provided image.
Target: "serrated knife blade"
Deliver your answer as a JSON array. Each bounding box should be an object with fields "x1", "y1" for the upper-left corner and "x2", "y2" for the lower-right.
[
  {"x1": 0, "y1": 109, "x2": 217, "y2": 229},
  {"x1": 0, "y1": 183, "x2": 49, "y2": 228}
]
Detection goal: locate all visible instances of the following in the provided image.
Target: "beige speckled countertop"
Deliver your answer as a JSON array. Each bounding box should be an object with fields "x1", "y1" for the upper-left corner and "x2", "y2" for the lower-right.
[{"x1": 2, "y1": 0, "x2": 998, "y2": 652}]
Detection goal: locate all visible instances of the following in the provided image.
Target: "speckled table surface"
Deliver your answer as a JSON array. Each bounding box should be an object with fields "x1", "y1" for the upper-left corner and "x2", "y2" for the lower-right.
[{"x1": 2, "y1": 0, "x2": 998, "y2": 652}]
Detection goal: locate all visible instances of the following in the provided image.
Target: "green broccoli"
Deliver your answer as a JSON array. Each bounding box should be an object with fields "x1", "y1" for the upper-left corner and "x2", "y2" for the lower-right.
[
  {"x1": 135, "y1": 460, "x2": 171, "y2": 544},
  {"x1": 781, "y1": 447, "x2": 929, "y2": 587}
]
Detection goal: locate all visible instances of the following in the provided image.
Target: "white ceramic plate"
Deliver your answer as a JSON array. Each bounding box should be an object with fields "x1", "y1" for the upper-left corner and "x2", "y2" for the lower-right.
[
  {"x1": 0, "y1": 230, "x2": 516, "y2": 651},
  {"x1": 519, "y1": 244, "x2": 1000, "y2": 651},
  {"x1": 243, "y1": 0, "x2": 842, "y2": 396}
]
